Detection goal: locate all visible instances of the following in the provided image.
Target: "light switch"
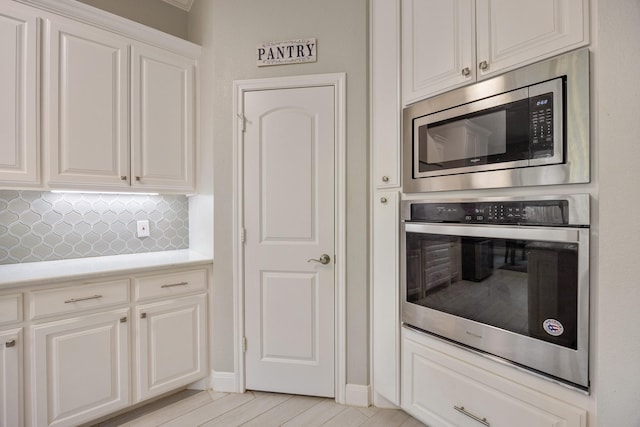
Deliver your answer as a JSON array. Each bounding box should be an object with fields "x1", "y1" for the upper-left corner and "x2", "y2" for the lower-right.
[{"x1": 136, "y1": 220, "x2": 150, "y2": 237}]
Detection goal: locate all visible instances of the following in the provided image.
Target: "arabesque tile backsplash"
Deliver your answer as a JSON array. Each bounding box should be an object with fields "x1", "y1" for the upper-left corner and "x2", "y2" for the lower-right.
[{"x1": 0, "y1": 191, "x2": 189, "y2": 265}]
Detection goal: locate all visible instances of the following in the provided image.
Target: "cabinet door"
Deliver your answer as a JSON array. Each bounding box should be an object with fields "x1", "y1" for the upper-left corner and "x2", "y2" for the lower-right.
[
  {"x1": 402, "y1": 0, "x2": 475, "y2": 104},
  {"x1": 0, "y1": 329, "x2": 22, "y2": 427},
  {"x1": 372, "y1": 0, "x2": 401, "y2": 188},
  {"x1": 476, "y1": 0, "x2": 588, "y2": 79},
  {"x1": 372, "y1": 191, "x2": 400, "y2": 405},
  {"x1": 0, "y1": 2, "x2": 38, "y2": 187},
  {"x1": 45, "y1": 17, "x2": 130, "y2": 189},
  {"x1": 131, "y1": 43, "x2": 195, "y2": 193},
  {"x1": 136, "y1": 293, "x2": 207, "y2": 402},
  {"x1": 31, "y1": 309, "x2": 130, "y2": 427}
]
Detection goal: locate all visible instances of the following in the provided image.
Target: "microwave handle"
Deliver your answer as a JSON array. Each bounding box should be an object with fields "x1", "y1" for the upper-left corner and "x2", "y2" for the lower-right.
[
  {"x1": 418, "y1": 86, "x2": 529, "y2": 126},
  {"x1": 404, "y1": 222, "x2": 580, "y2": 243}
]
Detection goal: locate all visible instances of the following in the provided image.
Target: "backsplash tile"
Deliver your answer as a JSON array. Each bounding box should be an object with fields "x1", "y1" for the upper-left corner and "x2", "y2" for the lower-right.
[{"x1": 0, "y1": 191, "x2": 189, "y2": 265}]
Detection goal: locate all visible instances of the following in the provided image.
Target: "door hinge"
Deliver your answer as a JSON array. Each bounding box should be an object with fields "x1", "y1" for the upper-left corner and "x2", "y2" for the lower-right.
[
  {"x1": 242, "y1": 336, "x2": 247, "y2": 353},
  {"x1": 241, "y1": 227, "x2": 246, "y2": 243},
  {"x1": 237, "y1": 113, "x2": 246, "y2": 132}
]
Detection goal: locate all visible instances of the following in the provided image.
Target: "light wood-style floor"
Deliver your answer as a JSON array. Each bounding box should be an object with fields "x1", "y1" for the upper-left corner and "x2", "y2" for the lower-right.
[{"x1": 92, "y1": 389, "x2": 427, "y2": 427}]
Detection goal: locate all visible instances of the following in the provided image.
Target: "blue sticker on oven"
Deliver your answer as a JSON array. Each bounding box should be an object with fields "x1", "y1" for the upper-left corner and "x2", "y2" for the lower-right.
[{"x1": 543, "y1": 319, "x2": 564, "y2": 337}]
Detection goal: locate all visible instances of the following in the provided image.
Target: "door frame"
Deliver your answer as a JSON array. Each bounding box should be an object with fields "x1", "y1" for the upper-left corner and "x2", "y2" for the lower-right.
[{"x1": 232, "y1": 73, "x2": 347, "y2": 403}]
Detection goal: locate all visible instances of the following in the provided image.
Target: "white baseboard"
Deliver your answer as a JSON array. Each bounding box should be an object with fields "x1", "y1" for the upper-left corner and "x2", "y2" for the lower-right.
[
  {"x1": 211, "y1": 370, "x2": 241, "y2": 393},
  {"x1": 345, "y1": 384, "x2": 371, "y2": 407}
]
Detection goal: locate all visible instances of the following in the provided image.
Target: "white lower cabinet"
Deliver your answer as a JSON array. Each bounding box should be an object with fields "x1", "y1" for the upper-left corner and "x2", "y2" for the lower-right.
[
  {"x1": 135, "y1": 293, "x2": 207, "y2": 401},
  {"x1": 402, "y1": 328, "x2": 587, "y2": 427},
  {"x1": 31, "y1": 309, "x2": 130, "y2": 427},
  {"x1": 0, "y1": 328, "x2": 23, "y2": 427}
]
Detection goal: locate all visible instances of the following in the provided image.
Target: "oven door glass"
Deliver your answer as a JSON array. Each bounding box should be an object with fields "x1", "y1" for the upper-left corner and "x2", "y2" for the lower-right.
[{"x1": 405, "y1": 231, "x2": 578, "y2": 350}]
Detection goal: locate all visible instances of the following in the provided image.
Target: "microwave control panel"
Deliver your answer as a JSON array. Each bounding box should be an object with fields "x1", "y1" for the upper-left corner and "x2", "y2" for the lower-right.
[
  {"x1": 530, "y1": 92, "x2": 554, "y2": 153},
  {"x1": 409, "y1": 199, "x2": 569, "y2": 226}
]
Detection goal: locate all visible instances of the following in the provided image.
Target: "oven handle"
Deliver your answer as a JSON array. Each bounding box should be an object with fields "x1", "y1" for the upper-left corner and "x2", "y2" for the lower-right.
[{"x1": 404, "y1": 223, "x2": 581, "y2": 243}]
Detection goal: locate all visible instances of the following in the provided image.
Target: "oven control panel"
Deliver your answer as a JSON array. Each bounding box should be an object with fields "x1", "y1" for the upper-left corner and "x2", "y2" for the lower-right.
[{"x1": 409, "y1": 200, "x2": 569, "y2": 226}]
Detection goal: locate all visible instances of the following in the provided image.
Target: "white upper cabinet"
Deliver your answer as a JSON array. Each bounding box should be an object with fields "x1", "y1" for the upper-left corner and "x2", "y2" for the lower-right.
[
  {"x1": 402, "y1": 0, "x2": 589, "y2": 104},
  {"x1": 29, "y1": 1, "x2": 200, "y2": 194},
  {"x1": 131, "y1": 44, "x2": 195, "y2": 192},
  {"x1": 476, "y1": 0, "x2": 589, "y2": 79},
  {"x1": 44, "y1": 16, "x2": 131, "y2": 190},
  {"x1": 402, "y1": 0, "x2": 475, "y2": 105},
  {"x1": 0, "y1": 2, "x2": 38, "y2": 187}
]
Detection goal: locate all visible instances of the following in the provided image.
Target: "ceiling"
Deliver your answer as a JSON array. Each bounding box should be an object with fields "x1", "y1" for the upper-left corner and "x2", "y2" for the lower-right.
[{"x1": 159, "y1": 0, "x2": 194, "y2": 11}]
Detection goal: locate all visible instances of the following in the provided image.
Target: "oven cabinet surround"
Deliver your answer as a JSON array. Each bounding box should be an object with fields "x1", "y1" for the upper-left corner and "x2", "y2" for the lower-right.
[
  {"x1": 0, "y1": 293, "x2": 23, "y2": 427},
  {"x1": 0, "y1": 1, "x2": 39, "y2": 187},
  {"x1": 402, "y1": 328, "x2": 589, "y2": 427},
  {"x1": 0, "y1": 0, "x2": 199, "y2": 194},
  {"x1": 370, "y1": 0, "x2": 402, "y2": 407},
  {"x1": 0, "y1": 259, "x2": 211, "y2": 427},
  {"x1": 401, "y1": 0, "x2": 589, "y2": 105}
]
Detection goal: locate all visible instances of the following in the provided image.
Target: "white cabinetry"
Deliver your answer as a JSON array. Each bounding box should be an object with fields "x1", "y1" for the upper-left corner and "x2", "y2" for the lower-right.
[
  {"x1": 402, "y1": 328, "x2": 587, "y2": 427},
  {"x1": 136, "y1": 294, "x2": 207, "y2": 401},
  {"x1": 0, "y1": 1, "x2": 38, "y2": 187},
  {"x1": 372, "y1": 191, "x2": 400, "y2": 406},
  {"x1": 131, "y1": 44, "x2": 195, "y2": 192},
  {"x1": 402, "y1": 0, "x2": 589, "y2": 104},
  {"x1": 24, "y1": 267, "x2": 209, "y2": 426},
  {"x1": 44, "y1": 14, "x2": 197, "y2": 193},
  {"x1": 133, "y1": 268, "x2": 207, "y2": 401},
  {"x1": 371, "y1": 0, "x2": 401, "y2": 189},
  {"x1": 44, "y1": 15, "x2": 130, "y2": 190},
  {"x1": 371, "y1": 0, "x2": 402, "y2": 407},
  {"x1": 0, "y1": 328, "x2": 23, "y2": 427},
  {"x1": 29, "y1": 279, "x2": 131, "y2": 427}
]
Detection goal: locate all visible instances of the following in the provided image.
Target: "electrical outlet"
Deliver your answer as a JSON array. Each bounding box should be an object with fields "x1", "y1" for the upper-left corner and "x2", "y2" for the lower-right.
[{"x1": 136, "y1": 220, "x2": 150, "y2": 237}]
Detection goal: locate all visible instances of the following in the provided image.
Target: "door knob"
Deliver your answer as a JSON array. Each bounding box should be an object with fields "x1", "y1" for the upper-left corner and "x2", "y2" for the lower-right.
[{"x1": 308, "y1": 254, "x2": 331, "y2": 265}]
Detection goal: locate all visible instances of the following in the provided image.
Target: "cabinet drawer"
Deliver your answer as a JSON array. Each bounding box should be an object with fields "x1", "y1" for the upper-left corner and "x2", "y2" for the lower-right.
[
  {"x1": 135, "y1": 269, "x2": 207, "y2": 301},
  {"x1": 30, "y1": 279, "x2": 129, "y2": 320},
  {"x1": 0, "y1": 294, "x2": 22, "y2": 325},
  {"x1": 402, "y1": 329, "x2": 587, "y2": 427}
]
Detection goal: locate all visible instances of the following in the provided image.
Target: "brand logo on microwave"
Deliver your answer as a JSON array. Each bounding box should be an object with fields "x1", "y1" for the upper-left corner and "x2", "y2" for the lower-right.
[{"x1": 543, "y1": 319, "x2": 565, "y2": 337}]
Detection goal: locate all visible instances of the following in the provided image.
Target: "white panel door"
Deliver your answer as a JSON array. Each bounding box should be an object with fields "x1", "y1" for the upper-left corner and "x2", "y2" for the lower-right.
[
  {"x1": 135, "y1": 294, "x2": 207, "y2": 402},
  {"x1": 244, "y1": 85, "x2": 335, "y2": 397},
  {"x1": 0, "y1": 328, "x2": 22, "y2": 427},
  {"x1": 402, "y1": 0, "x2": 475, "y2": 104},
  {"x1": 372, "y1": 191, "x2": 400, "y2": 405},
  {"x1": 0, "y1": 2, "x2": 38, "y2": 186},
  {"x1": 45, "y1": 17, "x2": 130, "y2": 189},
  {"x1": 131, "y1": 43, "x2": 195, "y2": 192},
  {"x1": 31, "y1": 309, "x2": 130, "y2": 427},
  {"x1": 476, "y1": 0, "x2": 588, "y2": 79}
]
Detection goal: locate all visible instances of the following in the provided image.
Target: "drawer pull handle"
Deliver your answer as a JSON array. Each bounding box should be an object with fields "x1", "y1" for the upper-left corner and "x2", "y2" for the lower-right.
[
  {"x1": 64, "y1": 294, "x2": 103, "y2": 304},
  {"x1": 454, "y1": 406, "x2": 490, "y2": 427},
  {"x1": 141, "y1": 313, "x2": 147, "y2": 319},
  {"x1": 5, "y1": 339, "x2": 16, "y2": 348},
  {"x1": 161, "y1": 281, "x2": 189, "y2": 289}
]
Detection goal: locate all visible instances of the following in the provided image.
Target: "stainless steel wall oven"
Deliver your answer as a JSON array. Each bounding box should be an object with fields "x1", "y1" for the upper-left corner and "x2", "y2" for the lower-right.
[
  {"x1": 403, "y1": 48, "x2": 590, "y2": 193},
  {"x1": 401, "y1": 194, "x2": 590, "y2": 390}
]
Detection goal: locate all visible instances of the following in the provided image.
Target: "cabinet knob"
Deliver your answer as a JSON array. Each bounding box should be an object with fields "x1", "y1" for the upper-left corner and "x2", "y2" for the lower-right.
[
  {"x1": 5, "y1": 339, "x2": 16, "y2": 348},
  {"x1": 140, "y1": 313, "x2": 147, "y2": 319},
  {"x1": 120, "y1": 176, "x2": 127, "y2": 180},
  {"x1": 478, "y1": 60, "x2": 489, "y2": 71},
  {"x1": 380, "y1": 197, "x2": 388, "y2": 204},
  {"x1": 135, "y1": 176, "x2": 141, "y2": 181},
  {"x1": 381, "y1": 175, "x2": 389, "y2": 183},
  {"x1": 461, "y1": 67, "x2": 471, "y2": 76}
]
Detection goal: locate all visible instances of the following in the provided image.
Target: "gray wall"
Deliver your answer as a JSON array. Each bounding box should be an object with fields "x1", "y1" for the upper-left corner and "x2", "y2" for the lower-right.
[
  {"x1": 75, "y1": 0, "x2": 188, "y2": 39},
  {"x1": 188, "y1": 0, "x2": 370, "y2": 385},
  {"x1": 594, "y1": 0, "x2": 640, "y2": 424}
]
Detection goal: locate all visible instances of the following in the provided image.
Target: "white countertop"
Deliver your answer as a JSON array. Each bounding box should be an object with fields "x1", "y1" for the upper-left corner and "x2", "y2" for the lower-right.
[{"x1": 0, "y1": 250, "x2": 213, "y2": 288}]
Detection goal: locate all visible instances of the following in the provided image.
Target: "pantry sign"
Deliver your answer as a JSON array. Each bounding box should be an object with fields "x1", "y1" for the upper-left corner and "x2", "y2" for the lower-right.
[{"x1": 257, "y1": 38, "x2": 317, "y2": 67}]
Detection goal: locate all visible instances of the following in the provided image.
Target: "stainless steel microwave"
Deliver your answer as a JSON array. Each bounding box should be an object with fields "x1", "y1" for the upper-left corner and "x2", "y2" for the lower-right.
[{"x1": 403, "y1": 48, "x2": 590, "y2": 193}]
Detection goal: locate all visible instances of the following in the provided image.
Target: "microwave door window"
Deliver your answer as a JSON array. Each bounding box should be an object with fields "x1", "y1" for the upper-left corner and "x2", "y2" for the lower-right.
[{"x1": 405, "y1": 232, "x2": 578, "y2": 350}]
